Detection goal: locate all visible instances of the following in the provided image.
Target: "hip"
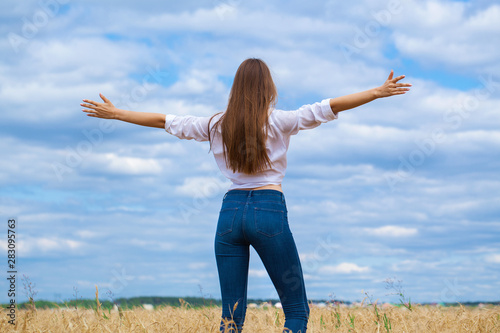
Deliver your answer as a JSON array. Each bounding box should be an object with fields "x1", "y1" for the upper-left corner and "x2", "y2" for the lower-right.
[{"x1": 216, "y1": 190, "x2": 289, "y2": 239}]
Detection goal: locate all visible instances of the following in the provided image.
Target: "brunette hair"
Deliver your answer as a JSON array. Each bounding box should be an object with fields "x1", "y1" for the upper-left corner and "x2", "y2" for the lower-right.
[{"x1": 209, "y1": 58, "x2": 277, "y2": 174}]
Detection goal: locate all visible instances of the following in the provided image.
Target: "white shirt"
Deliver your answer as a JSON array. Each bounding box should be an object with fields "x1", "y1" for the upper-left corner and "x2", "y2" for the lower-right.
[{"x1": 164, "y1": 98, "x2": 337, "y2": 190}]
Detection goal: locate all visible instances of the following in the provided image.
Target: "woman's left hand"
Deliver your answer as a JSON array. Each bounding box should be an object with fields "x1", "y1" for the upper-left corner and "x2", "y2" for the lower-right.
[
  {"x1": 376, "y1": 70, "x2": 412, "y2": 98},
  {"x1": 81, "y1": 93, "x2": 118, "y2": 119}
]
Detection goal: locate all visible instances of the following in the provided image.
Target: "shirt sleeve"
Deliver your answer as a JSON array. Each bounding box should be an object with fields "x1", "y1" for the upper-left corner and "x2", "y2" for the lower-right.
[
  {"x1": 274, "y1": 99, "x2": 337, "y2": 136},
  {"x1": 164, "y1": 114, "x2": 213, "y2": 142}
]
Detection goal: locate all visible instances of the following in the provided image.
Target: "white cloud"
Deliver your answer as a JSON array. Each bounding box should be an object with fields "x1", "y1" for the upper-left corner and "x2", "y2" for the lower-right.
[
  {"x1": 486, "y1": 254, "x2": 500, "y2": 264},
  {"x1": 129, "y1": 239, "x2": 175, "y2": 251},
  {"x1": 137, "y1": 5, "x2": 342, "y2": 41},
  {"x1": 396, "y1": 0, "x2": 466, "y2": 30},
  {"x1": 153, "y1": 99, "x2": 222, "y2": 117},
  {"x1": 175, "y1": 176, "x2": 231, "y2": 198},
  {"x1": 392, "y1": 2, "x2": 500, "y2": 71},
  {"x1": 188, "y1": 262, "x2": 209, "y2": 270},
  {"x1": 303, "y1": 274, "x2": 321, "y2": 281},
  {"x1": 249, "y1": 269, "x2": 268, "y2": 278},
  {"x1": 366, "y1": 226, "x2": 418, "y2": 237},
  {"x1": 166, "y1": 69, "x2": 228, "y2": 97},
  {"x1": 90, "y1": 153, "x2": 163, "y2": 175},
  {"x1": 319, "y1": 263, "x2": 370, "y2": 274},
  {"x1": 74, "y1": 230, "x2": 99, "y2": 239},
  {"x1": 13, "y1": 237, "x2": 85, "y2": 257}
]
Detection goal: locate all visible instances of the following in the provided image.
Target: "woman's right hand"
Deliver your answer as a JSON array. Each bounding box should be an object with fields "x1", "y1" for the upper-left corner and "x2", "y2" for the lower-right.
[{"x1": 376, "y1": 70, "x2": 412, "y2": 98}]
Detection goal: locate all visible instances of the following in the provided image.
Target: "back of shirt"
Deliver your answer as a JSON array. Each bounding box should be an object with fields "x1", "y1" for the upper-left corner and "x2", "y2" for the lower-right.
[{"x1": 164, "y1": 98, "x2": 337, "y2": 190}]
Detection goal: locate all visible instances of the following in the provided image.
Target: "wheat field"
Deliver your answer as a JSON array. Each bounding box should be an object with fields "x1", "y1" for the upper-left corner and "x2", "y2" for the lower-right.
[{"x1": 2, "y1": 303, "x2": 499, "y2": 332}]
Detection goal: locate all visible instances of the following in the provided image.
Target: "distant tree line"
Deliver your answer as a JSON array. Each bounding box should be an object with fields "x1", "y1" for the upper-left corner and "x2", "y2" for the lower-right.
[
  {"x1": 5, "y1": 296, "x2": 281, "y2": 310},
  {"x1": 3, "y1": 297, "x2": 498, "y2": 311}
]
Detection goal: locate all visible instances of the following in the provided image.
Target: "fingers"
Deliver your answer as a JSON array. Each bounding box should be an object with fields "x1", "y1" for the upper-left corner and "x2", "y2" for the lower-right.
[
  {"x1": 99, "y1": 93, "x2": 110, "y2": 103},
  {"x1": 385, "y1": 82, "x2": 411, "y2": 96},
  {"x1": 392, "y1": 74, "x2": 406, "y2": 82},
  {"x1": 82, "y1": 99, "x2": 98, "y2": 107},
  {"x1": 81, "y1": 96, "x2": 108, "y2": 118},
  {"x1": 380, "y1": 71, "x2": 412, "y2": 97},
  {"x1": 82, "y1": 108, "x2": 96, "y2": 115},
  {"x1": 80, "y1": 103, "x2": 96, "y2": 109},
  {"x1": 82, "y1": 94, "x2": 110, "y2": 106},
  {"x1": 387, "y1": 70, "x2": 411, "y2": 84},
  {"x1": 393, "y1": 87, "x2": 411, "y2": 95},
  {"x1": 83, "y1": 110, "x2": 99, "y2": 117}
]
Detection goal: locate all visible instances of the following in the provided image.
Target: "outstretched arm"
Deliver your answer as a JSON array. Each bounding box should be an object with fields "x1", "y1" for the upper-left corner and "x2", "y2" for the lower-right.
[
  {"x1": 329, "y1": 70, "x2": 411, "y2": 114},
  {"x1": 81, "y1": 93, "x2": 166, "y2": 129}
]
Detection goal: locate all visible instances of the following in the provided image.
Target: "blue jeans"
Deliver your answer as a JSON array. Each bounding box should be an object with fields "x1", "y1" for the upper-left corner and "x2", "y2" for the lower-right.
[{"x1": 215, "y1": 189, "x2": 309, "y2": 333}]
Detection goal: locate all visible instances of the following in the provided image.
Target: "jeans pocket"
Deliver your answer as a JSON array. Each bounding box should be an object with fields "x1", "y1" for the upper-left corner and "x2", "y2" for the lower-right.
[
  {"x1": 254, "y1": 207, "x2": 284, "y2": 237},
  {"x1": 216, "y1": 208, "x2": 238, "y2": 236}
]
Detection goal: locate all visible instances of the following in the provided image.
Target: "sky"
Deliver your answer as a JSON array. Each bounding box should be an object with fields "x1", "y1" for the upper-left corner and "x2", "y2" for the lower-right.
[{"x1": 1, "y1": 0, "x2": 499, "y2": 305}]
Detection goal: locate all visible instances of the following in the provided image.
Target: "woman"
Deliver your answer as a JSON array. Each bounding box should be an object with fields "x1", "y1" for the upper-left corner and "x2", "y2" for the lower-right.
[{"x1": 81, "y1": 58, "x2": 411, "y2": 332}]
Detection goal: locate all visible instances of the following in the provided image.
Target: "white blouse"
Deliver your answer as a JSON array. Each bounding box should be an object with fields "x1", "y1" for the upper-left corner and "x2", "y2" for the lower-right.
[{"x1": 164, "y1": 98, "x2": 337, "y2": 190}]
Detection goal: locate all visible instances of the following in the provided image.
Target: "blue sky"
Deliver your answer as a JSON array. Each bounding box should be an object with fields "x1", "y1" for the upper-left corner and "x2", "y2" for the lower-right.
[{"x1": 1, "y1": 0, "x2": 499, "y2": 305}]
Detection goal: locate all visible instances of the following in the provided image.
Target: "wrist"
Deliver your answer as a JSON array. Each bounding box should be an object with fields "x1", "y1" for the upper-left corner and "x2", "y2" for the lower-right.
[
  {"x1": 372, "y1": 87, "x2": 382, "y2": 99},
  {"x1": 113, "y1": 108, "x2": 124, "y2": 120}
]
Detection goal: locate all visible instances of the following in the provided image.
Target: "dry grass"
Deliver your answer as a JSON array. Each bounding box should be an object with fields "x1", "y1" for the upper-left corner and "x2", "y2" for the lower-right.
[{"x1": 1, "y1": 303, "x2": 499, "y2": 332}]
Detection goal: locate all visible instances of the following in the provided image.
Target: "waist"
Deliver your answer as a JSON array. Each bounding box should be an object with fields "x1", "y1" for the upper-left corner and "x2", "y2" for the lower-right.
[
  {"x1": 233, "y1": 184, "x2": 283, "y2": 193},
  {"x1": 224, "y1": 187, "x2": 285, "y2": 202}
]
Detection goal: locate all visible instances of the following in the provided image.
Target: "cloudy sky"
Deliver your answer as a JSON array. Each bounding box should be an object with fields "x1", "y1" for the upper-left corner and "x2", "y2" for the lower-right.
[{"x1": 1, "y1": 0, "x2": 499, "y2": 305}]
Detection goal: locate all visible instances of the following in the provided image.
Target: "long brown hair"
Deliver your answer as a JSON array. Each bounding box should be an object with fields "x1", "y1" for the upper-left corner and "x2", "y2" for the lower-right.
[{"x1": 209, "y1": 58, "x2": 277, "y2": 174}]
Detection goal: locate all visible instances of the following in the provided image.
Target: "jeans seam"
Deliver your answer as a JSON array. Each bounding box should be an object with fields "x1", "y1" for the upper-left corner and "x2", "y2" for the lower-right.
[
  {"x1": 216, "y1": 207, "x2": 238, "y2": 237},
  {"x1": 242, "y1": 200, "x2": 249, "y2": 242}
]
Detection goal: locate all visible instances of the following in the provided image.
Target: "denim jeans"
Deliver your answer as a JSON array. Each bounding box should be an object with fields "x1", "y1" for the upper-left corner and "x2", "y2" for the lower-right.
[{"x1": 215, "y1": 189, "x2": 309, "y2": 333}]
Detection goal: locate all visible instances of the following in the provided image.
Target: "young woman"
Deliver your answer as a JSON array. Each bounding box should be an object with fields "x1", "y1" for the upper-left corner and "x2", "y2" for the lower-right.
[{"x1": 81, "y1": 58, "x2": 411, "y2": 332}]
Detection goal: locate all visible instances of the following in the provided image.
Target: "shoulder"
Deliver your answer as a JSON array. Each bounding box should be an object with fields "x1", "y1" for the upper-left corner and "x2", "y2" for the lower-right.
[
  {"x1": 269, "y1": 108, "x2": 296, "y2": 119},
  {"x1": 208, "y1": 112, "x2": 224, "y2": 130},
  {"x1": 268, "y1": 108, "x2": 298, "y2": 134},
  {"x1": 210, "y1": 111, "x2": 224, "y2": 122},
  {"x1": 268, "y1": 99, "x2": 336, "y2": 135}
]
